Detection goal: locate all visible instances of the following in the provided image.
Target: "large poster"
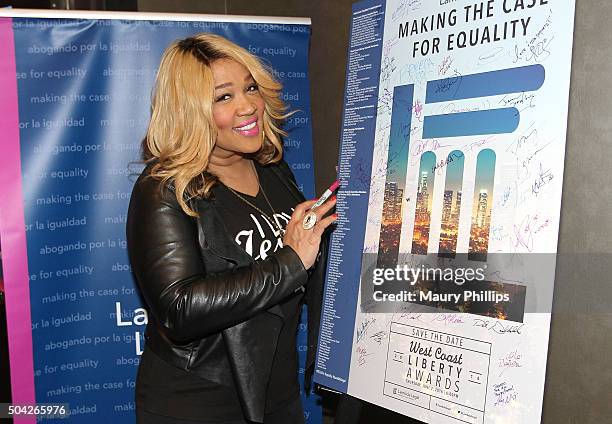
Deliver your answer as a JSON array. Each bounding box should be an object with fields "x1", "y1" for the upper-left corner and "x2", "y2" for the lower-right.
[
  {"x1": 315, "y1": 0, "x2": 575, "y2": 423},
  {"x1": 0, "y1": 10, "x2": 319, "y2": 423}
]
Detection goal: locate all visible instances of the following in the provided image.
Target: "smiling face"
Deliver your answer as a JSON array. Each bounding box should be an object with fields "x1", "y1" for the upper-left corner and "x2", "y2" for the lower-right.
[{"x1": 210, "y1": 58, "x2": 265, "y2": 160}]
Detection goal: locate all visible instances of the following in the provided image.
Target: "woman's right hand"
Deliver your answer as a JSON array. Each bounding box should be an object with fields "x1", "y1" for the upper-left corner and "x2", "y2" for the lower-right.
[{"x1": 283, "y1": 196, "x2": 337, "y2": 269}]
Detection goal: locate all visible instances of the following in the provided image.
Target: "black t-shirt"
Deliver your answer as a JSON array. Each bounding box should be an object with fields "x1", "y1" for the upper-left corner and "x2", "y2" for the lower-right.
[{"x1": 136, "y1": 165, "x2": 303, "y2": 421}]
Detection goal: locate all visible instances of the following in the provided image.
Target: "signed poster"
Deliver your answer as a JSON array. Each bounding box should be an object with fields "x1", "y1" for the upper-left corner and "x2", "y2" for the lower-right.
[{"x1": 314, "y1": 0, "x2": 575, "y2": 423}]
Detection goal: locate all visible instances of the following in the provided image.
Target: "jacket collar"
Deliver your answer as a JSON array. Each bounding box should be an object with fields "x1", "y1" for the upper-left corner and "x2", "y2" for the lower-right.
[{"x1": 195, "y1": 199, "x2": 253, "y2": 266}]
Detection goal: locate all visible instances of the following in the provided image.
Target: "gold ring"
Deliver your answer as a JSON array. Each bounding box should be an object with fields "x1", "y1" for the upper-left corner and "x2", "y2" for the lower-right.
[{"x1": 302, "y1": 211, "x2": 317, "y2": 230}]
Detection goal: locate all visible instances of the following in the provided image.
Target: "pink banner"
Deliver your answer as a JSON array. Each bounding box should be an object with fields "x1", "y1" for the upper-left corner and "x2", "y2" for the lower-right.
[{"x1": 0, "y1": 17, "x2": 36, "y2": 418}]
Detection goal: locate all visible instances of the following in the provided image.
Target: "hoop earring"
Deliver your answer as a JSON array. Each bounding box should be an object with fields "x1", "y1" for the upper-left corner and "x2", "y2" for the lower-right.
[{"x1": 261, "y1": 129, "x2": 266, "y2": 144}]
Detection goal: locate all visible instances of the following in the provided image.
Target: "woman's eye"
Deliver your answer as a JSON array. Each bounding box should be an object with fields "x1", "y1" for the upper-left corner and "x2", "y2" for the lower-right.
[
  {"x1": 247, "y1": 83, "x2": 259, "y2": 92},
  {"x1": 215, "y1": 93, "x2": 231, "y2": 102}
]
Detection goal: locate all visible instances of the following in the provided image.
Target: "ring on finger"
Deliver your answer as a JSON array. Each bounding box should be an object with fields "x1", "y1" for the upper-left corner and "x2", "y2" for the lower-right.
[{"x1": 302, "y1": 211, "x2": 317, "y2": 230}]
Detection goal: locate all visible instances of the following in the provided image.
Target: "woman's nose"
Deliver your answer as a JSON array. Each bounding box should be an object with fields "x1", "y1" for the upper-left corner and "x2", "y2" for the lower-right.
[{"x1": 236, "y1": 94, "x2": 257, "y2": 116}]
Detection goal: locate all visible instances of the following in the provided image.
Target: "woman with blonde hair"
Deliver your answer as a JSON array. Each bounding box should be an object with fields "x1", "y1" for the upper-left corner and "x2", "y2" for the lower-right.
[{"x1": 127, "y1": 33, "x2": 336, "y2": 423}]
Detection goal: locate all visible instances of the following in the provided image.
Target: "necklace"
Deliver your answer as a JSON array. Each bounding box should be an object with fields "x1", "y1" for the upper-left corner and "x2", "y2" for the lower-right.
[{"x1": 223, "y1": 161, "x2": 284, "y2": 234}]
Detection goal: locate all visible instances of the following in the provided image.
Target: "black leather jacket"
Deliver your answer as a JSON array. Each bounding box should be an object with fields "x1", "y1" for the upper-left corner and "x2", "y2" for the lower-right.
[{"x1": 126, "y1": 161, "x2": 326, "y2": 423}]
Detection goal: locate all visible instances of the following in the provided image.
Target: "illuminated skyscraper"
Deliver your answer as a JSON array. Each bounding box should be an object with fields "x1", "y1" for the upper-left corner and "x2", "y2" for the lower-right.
[
  {"x1": 442, "y1": 190, "x2": 453, "y2": 222},
  {"x1": 455, "y1": 191, "x2": 462, "y2": 217},
  {"x1": 419, "y1": 171, "x2": 428, "y2": 196},
  {"x1": 394, "y1": 187, "x2": 403, "y2": 221},
  {"x1": 416, "y1": 171, "x2": 429, "y2": 221},
  {"x1": 476, "y1": 189, "x2": 488, "y2": 227},
  {"x1": 383, "y1": 182, "x2": 403, "y2": 222}
]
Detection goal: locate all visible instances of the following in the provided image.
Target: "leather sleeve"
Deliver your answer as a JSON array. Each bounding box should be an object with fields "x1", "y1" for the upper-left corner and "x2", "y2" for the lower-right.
[{"x1": 126, "y1": 175, "x2": 309, "y2": 344}]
